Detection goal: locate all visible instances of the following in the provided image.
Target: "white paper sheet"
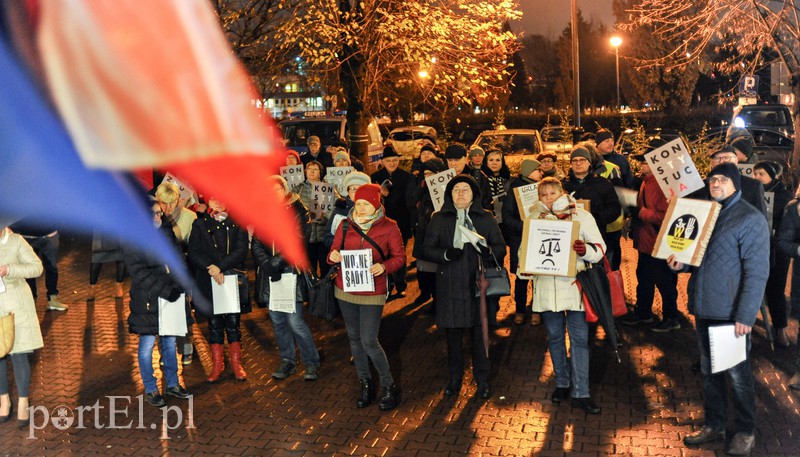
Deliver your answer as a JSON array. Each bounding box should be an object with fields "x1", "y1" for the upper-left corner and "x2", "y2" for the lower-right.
[
  {"x1": 158, "y1": 293, "x2": 187, "y2": 336},
  {"x1": 708, "y1": 324, "x2": 747, "y2": 374},
  {"x1": 0, "y1": 277, "x2": 5, "y2": 294},
  {"x1": 211, "y1": 275, "x2": 240, "y2": 315},
  {"x1": 268, "y1": 273, "x2": 297, "y2": 313},
  {"x1": 341, "y1": 249, "x2": 374, "y2": 292}
]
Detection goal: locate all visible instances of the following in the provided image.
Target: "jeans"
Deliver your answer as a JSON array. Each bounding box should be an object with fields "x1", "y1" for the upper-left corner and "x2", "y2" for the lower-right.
[
  {"x1": 271, "y1": 300, "x2": 320, "y2": 366},
  {"x1": 634, "y1": 252, "x2": 679, "y2": 320},
  {"x1": 0, "y1": 353, "x2": 31, "y2": 397},
  {"x1": 542, "y1": 310, "x2": 590, "y2": 398},
  {"x1": 696, "y1": 319, "x2": 755, "y2": 434},
  {"x1": 138, "y1": 335, "x2": 179, "y2": 394},
  {"x1": 445, "y1": 326, "x2": 490, "y2": 385},
  {"x1": 25, "y1": 234, "x2": 59, "y2": 299},
  {"x1": 338, "y1": 300, "x2": 393, "y2": 387}
]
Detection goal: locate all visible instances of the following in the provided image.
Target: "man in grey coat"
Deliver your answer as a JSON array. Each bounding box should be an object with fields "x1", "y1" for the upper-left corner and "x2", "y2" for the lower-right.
[{"x1": 668, "y1": 163, "x2": 769, "y2": 456}]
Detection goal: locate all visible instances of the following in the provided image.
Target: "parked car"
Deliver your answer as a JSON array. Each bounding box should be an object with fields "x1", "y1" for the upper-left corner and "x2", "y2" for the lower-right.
[
  {"x1": 614, "y1": 128, "x2": 685, "y2": 156},
  {"x1": 384, "y1": 125, "x2": 438, "y2": 156},
  {"x1": 457, "y1": 123, "x2": 493, "y2": 145},
  {"x1": 731, "y1": 104, "x2": 794, "y2": 139},
  {"x1": 748, "y1": 127, "x2": 793, "y2": 167},
  {"x1": 472, "y1": 129, "x2": 544, "y2": 174},
  {"x1": 277, "y1": 116, "x2": 385, "y2": 171},
  {"x1": 540, "y1": 126, "x2": 574, "y2": 154}
]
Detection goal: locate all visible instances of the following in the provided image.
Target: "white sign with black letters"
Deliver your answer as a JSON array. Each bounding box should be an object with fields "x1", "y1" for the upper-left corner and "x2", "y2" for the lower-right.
[
  {"x1": 162, "y1": 172, "x2": 198, "y2": 207},
  {"x1": 325, "y1": 166, "x2": 354, "y2": 195},
  {"x1": 310, "y1": 182, "x2": 336, "y2": 221},
  {"x1": 280, "y1": 165, "x2": 304, "y2": 189},
  {"x1": 644, "y1": 138, "x2": 704, "y2": 198},
  {"x1": 764, "y1": 191, "x2": 775, "y2": 232},
  {"x1": 426, "y1": 168, "x2": 457, "y2": 211},
  {"x1": 341, "y1": 249, "x2": 374, "y2": 292}
]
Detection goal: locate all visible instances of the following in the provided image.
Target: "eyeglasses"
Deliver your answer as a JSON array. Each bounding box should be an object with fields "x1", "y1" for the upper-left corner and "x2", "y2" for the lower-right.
[
  {"x1": 708, "y1": 176, "x2": 731, "y2": 185},
  {"x1": 570, "y1": 158, "x2": 588, "y2": 164},
  {"x1": 711, "y1": 154, "x2": 735, "y2": 163},
  {"x1": 540, "y1": 159, "x2": 554, "y2": 163},
  {"x1": 452, "y1": 188, "x2": 472, "y2": 194}
]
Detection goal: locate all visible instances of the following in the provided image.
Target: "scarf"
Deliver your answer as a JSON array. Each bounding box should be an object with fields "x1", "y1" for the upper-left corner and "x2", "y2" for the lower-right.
[
  {"x1": 353, "y1": 206, "x2": 384, "y2": 232},
  {"x1": 209, "y1": 208, "x2": 228, "y2": 222},
  {"x1": 531, "y1": 194, "x2": 577, "y2": 221},
  {"x1": 452, "y1": 208, "x2": 480, "y2": 249}
]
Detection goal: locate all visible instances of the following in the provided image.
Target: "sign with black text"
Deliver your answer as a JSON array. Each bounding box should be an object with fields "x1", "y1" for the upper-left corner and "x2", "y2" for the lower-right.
[
  {"x1": 513, "y1": 183, "x2": 539, "y2": 220},
  {"x1": 341, "y1": 249, "x2": 374, "y2": 292},
  {"x1": 736, "y1": 164, "x2": 754, "y2": 178},
  {"x1": 426, "y1": 168, "x2": 457, "y2": 211},
  {"x1": 644, "y1": 138, "x2": 704, "y2": 198},
  {"x1": 280, "y1": 165, "x2": 304, "y2": 189},
  {"x1": 764, "y1": 191, "x2": 775, "y2": 232},
  {"x1": 519, "y1": 219, "x2": 579, "y2": 277},
  {"x1": 310, "y1": 182, "x2": 336, "y2": 221},
  {"x1": 325, "y1": 166, "x2": 354, "y2": 195},
  {"x1": 162, "y1": 172, "x2": 198, "y2": 207}
]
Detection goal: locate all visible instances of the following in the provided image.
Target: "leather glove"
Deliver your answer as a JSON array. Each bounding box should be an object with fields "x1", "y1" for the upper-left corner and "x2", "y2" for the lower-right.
[
  {"x1": 268, "y1": 255, "x2": 287, "y2": 272},
  {"x1": 270, "y1": 271, "x2": 283, "y2": 282},
  {"x1": 444, "y1": 248, "x2": 464, "y2": 262},
  {"x1": 573, "y1": 239, "x2": 587, "y2": 256},
  {"x1": 166, "y1": 288, "x2": 183, "y2": 302}
]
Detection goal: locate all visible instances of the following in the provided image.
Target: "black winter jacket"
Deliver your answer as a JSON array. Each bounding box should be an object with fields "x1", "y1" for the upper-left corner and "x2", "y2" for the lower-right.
[{"x1": 562, "y1": 171, "x2": 621, "y2": 236}]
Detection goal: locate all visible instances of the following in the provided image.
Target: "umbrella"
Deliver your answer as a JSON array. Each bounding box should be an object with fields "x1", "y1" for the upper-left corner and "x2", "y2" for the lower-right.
[
  {"x1": 574, "y1": 262, "x2": 622, "y2": 363},
  {"x1": 477, "y1": 260, "x2": 490, "y2": 358}
]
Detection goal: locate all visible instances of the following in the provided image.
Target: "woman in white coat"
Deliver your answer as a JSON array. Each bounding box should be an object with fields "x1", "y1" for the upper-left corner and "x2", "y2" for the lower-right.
[
  {"x1": 0, "y1": 224, "x2": 44, "y2": 428},
  {"x1": 525, "y1": 177, "x2": 605, "y2": 414}
]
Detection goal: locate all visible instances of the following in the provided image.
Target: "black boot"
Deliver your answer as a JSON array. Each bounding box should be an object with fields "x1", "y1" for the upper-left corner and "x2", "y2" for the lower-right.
[
  {"x1": 357, "y1": 379, "x2": 374, "y2": 408},
  {"x1": 378, "y1": 384, "x2": 401, "y2": 411}
]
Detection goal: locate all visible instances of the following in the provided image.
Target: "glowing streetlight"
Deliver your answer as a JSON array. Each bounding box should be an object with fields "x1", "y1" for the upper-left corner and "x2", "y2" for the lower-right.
[{"x1": 610, "y1": 36, "x2": 622, "y2": 111}]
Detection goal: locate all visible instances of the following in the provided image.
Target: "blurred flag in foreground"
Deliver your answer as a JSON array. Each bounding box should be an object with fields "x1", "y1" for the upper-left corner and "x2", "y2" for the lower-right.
[
  {"x1": 35, "y1": 0, "x2": 305, "y2": 266},
  {"x1": 0, "y1": 36, "x2": 188, "y2": 279}
]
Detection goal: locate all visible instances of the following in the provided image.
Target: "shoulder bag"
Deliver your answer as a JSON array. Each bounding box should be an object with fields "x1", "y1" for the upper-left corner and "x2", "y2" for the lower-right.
[{"x1": 0, "y1": 313, "x2": 14, "y2": 358}]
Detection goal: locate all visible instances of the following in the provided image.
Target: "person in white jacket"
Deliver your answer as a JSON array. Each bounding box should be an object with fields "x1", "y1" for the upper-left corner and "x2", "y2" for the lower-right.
[{"x1": 523, "y1": 177, "x2": 605, "y2": 414}]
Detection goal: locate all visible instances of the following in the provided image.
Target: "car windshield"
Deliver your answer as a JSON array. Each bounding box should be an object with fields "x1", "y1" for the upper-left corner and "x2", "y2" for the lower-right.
[
  {"x1": 541, "y1": 129, "x2": 565, "y2": 142},
  {"x1": 280, "y1": 121, "x2": 341, "y2": 147},
  {"x1": 741, "y1": 110, "x2": 789, "y2": 127},
  {"x1": 390, "y1": 131, "x2": 417, "y2": 142},
  {"x1": 477, "y1": 133, "x2": 540, "y2": 155}
]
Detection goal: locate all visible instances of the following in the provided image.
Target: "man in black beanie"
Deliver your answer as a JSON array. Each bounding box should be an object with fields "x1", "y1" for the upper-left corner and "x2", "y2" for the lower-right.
[{"x1": 668, "y1": 161, "x2": 769, "y2": 455}]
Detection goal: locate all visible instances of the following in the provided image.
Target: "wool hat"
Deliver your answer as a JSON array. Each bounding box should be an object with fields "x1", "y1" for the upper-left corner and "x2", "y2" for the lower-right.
[
  {"x1": 354, "y1": 183, "x2": 382, "y2": 210},
  {"x1": 537, "y1": 151, "x2": 557, "y2": 162},
  {"x1": 468, "y1": 146, "x2": 486, "y2": 158},
  {"x1": 444, "y1": 174, "x2": 481, "y2": 203},
  {"x1": 570, "y1": 145, "x2": 592, "y2": 162},
  {"x1": 707, "y1": 162, "x2": 741, "y2": 191},
  {"x1": 307, "y1": 135, "x2": 321, "y2": 145},
  {"x1": 382, "y1": 146, "x2": 400, "y2": 159},
  {"x1": 730, "y1": 136, "x2": 754, "y2": 160},
  {"x1": 444, "y1": 144, "x2": 467, "y2": 159},
  {"x1": 595, "y1": 129, "x2": 614, "y2": 144},
  {"x1": 420, "y1": 144, "x2": 437, "y2": 155},
  {"x1": 420, "y1": 157, "x2": 447, "y2": 175},
  {"x1": 286, "y1": 150, "x2": 302, "y2": 164},
  {"x1": 708, "y1": 145, "x2": 738, "y2": 159},
  {"x1": 754, "y1": 160, "x2": 782, "y2": 181},
  {"x1": 520, "y1": 159, "x2": 541, "y2": 178},
  {"x1": 344, "y1": 171, "x2": 370, "y2": 191},
  {"x1": 333, "y1": 151, "x2": 351, "y2": 164}
]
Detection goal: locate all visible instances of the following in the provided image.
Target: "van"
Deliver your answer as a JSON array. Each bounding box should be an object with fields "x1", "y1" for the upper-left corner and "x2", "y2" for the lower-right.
[
  {"x1": 731, "y1": 104, "x2": 794, "y2": 139},
  {"x1": 277, "y1": 116, "x2": 385, "y2": 172}
]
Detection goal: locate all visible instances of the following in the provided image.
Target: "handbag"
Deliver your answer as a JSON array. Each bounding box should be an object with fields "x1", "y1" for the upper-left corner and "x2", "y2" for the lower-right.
[
  {"x1": 0, "y1": 313, "x2": 15, "y2": 358},
  {"x1": 479, "y1": 252, "x2": 511, "y2": 297},
  {"x1": 597, "y1": 245, "x2": 627, "y2": 318},
  {"x1": 306, "y1": 267, "x2": 340, "y2": 320}
]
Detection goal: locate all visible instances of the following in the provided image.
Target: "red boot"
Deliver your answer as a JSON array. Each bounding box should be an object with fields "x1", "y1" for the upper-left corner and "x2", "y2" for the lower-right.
[
  {"x1": 229, "y1": 342, "x2": 247, "y2": 381},
  {"x1": 207, "y1": 344, "x2": 225, "y2": 383}
]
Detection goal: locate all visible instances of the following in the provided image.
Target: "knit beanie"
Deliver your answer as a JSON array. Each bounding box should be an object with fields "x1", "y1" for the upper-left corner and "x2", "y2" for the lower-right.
[
  {"x1": 570, "y1": 145, "x2": 592, "y2": 162},
  {"x1": 445, "y1": 144, "x2": 467, "y2": 159},
  {"x1": 421, "y1": 158, "x2": 447, "y2": 174},
  {"x1": 468, "y1": 146, "x2": 486, "y2": 158},
  {"x1": 707, "y1": 163, "x2": 741, "y2": 191},
  {"x1": 754, "y1": 161, "x2": 781, "y2": 181},
  {"x1": 595, "y1": 129, "x2": 614, "y2": 144},
  {"x1": 354, "y1": 183, "x2": 382, "y2": 210},
  {"x1": 537, "y1": 151, "x2": 557, "y2": 162},
  {"x1": 730, "y1": 136, "x2": 754, "y2": 160},
  {"x1": 333, "y1": 151, "x2": 351, "y2": 164},
  {"x1": 343, "y1": 171, "x2": 371, "y2": 191},
  {"x1": 520, "y1": 159, "x2": 541, "y2": 178}
]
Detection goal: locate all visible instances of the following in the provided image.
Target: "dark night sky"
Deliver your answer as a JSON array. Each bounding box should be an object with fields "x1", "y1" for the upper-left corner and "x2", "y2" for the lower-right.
[{"x1": 514, "y1": 0, "x2": 615, "y2": 38}]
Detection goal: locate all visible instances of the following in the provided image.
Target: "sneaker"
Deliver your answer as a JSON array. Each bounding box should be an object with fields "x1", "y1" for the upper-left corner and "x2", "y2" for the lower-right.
[
  {"x1": 726, "y1": 433, "x2": 755, "y2": 455},
  {"x1": 165, "y1": 385, "x2": 192, "y2": 400},
  {"x1": 182, "y1": 354, "x2": 192, "y2": 365},
  {"x1": 47, "y1": 295, "x2": 68, "y2": 311},
  {"x1": 271, "y1": 360, "x2": 297, "y2": 380},
  {"x1": 304, "y1": 365, "x2": 319, "y2": 381},
  {"x1": 530, "y1": 313, "x2": 542, "y2": 326},
  {"x1": 513, "y1": 313, "x2": 525, "y2": 325},
  {"x1": 145, "y1": 391, "x2": 167, "y2": 408},
  {"x1": 651, "y1": 318, "x2": 681, "y2": 333},
  {"x1": 620, "y1": 312, "x2": 654, "y2": 326}
]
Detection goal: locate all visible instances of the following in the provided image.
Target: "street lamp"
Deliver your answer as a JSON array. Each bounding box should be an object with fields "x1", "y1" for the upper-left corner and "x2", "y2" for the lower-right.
[{"x1": 610, "y1": 36, "x2": 622, "y2": 111}]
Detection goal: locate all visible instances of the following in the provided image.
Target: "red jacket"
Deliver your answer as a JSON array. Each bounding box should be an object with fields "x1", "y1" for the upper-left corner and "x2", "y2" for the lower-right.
[
  {"x1": 632, "y1": 172, "x2": 668, "y2": 254},
  {"x1": 327, "y1": 213, "x2": 406, "y2": 297}
]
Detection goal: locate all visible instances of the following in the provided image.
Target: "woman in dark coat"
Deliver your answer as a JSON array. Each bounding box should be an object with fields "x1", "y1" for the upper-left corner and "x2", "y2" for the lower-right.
[
  {"x1": 410, "y1": 158, "x2": 447, "y2": 311},
  {"x1": 187, "y1": 197, "x2": 249, "y2": 383},
  {"x1": 422, "y1": 175, "x2": 505, "y2": 399},
  {"x1": 124, "y1": 205, "x2": 191, "y2": 407}
]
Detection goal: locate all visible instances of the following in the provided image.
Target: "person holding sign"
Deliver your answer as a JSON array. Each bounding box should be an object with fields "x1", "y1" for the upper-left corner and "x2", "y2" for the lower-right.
[
  {"x1": 410, "y1": 158, "x2": 448, "y2": 312},
  {"x1": 252, "y1": 176, "x2": 321, "y2": 381},
  {"x1": 294, "y1": 160, "x2": 332, "y2": 276},
  {"x1": 753, "y1": 160, "x2": 792, "y2": 347},
  {"x1": 187, "y1": 197, "x2": 249, "y2": 383},
  {"x1": 124, "y1": 204, "x2": 192, "y2": 408},
  {"x1": 524, "y1": 177, "x2": 605, "y2": 414},
  {"x1": 327, "y1": 184, "x2": 406, "y2": 411},
  {"x1": 423, "y1": 175, "x2": 505, "y2": 400},
  {"x1": 324, "y1": 171, "x2": 371, "y2": 249},
  {"x1": 502, "y1": 159, "x2": 543, "y2": 325},
  {"x1": 667, "y1": 163, "x2": 769, "y2": 454},
  {"x1": 690, "y1": 146, "x2": 767, "y2": 218}
]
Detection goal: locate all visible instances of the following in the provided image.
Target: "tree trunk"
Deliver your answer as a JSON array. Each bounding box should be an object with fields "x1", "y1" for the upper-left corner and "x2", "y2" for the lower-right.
[{"x1": 791, "y1": 78, "x2": 800, "y2": 190}]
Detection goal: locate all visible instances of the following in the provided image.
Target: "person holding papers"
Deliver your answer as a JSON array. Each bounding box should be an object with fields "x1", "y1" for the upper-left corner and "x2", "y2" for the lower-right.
[
  {"x1": 124, "y1": 204, "x2": 191, "y2": 408},
  {"x1": 294, "y1": 160, "x2": 331, "y2": 277},
  {"x1": 252, "y1": 176, "x2": 320, "y2": 381},
  {"x1": 423, "y1": 175, "x2": 505, "y2": 400},
  {"x1": 327, "y1": 184, "x2": 406, "y2": 411},
  {"x1": 667, "y1": 163, "x2": 769, "y2": 455},
  {"x1": 187, "y1": 197, "x2": 249, "y2": 383}
]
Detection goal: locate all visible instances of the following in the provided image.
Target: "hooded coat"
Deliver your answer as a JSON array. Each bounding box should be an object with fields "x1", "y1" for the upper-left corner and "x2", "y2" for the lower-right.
[
  {"x1": 423, "y1": 175, "x2": 506, "y2": 328},
  {"x1": 0, "y1": 230, "x2": 43, "y2": 353}
]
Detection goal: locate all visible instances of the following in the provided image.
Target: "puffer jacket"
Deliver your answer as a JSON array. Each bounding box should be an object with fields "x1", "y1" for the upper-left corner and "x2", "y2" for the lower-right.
[
  {"x1": 294, "y1": 180, "x2": 330, "y2": 243},
  {"x1": 562, "y1": 171, "x2": 622, "y2": 236},
  {"x1": 526, "y1": 196, "x2": 605, "y2": 313},
  {"x1": 0, "y1": 231, "x2": 43, "y2": 353},
  {"x1": 631, "y1": 172, "x2": 668, "y2": 254},
  {"x1": 423, "y1": 175, "x2": 506, "y2": 328},
  {"x1": 686, "y1": 192, "x2": 770, "y2": 325}
]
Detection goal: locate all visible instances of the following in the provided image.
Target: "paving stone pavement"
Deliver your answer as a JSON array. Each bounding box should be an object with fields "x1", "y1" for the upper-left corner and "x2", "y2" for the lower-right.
[{"x1": 0, "y1": 234, "x2": 799, "y2": 456}]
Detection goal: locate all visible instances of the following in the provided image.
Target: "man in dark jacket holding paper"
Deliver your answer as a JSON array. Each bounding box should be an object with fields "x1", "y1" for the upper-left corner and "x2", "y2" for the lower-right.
[{"x1": 667, "y1": 163, "x2": 769, "y2": 456}]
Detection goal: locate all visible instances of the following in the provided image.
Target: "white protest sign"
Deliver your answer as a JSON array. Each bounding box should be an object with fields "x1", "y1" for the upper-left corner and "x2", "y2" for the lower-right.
[
  {"x1": 341, "y1": 249, "x2": 374, "y2": 292},
  {"x1": 736, "y1": 164, "x2": 754, "y2": 178},
  {"x1": 519, "y1": 219, "x2": 579, "y2": 277},
  {"x1": 764, "y1": 191, "x2": 775, "y2": 232},
  {"x1": 325, "y1": 166, "x2": 354, "y2": 195},
  {"x1": 426, "y1": 168, "x2": 457, "y2": 211},
  {"x1": 644, "y1": 138, "x2": 704, "y2": 198},
  {"x1": 268, "y1": 273, "x2": 297, "y2": 313},
  {"x1": 514, "y1": 183, "x2": 539, "y2": 220},
  {"x1": 310, "y1": 182, "x2": 336, "y2": 221},
  {"x1": 162, "y1": 172, "x2": 198, "y2": 207},
  {"x1": 280, "y1": 165, "x2": 304, "y2": 189}
]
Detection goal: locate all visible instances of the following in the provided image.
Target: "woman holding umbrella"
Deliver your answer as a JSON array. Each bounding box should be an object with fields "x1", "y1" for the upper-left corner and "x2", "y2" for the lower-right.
[{"x1": 524, "y1": 177, "x2": 605, "y2": 414}]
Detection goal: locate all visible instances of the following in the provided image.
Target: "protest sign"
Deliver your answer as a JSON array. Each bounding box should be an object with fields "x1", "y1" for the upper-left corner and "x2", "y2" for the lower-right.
[
  {"x1": 514, "y1": 183, "x2": 539, "y2": 220},
  {"x1": 162, "y1": 172, "x2": 198, "y2": 207},
  {"x1": 644, "y1": 137, "x2": 704, "y2": 198},
  {"x1": 280, "y1": 165, "x2": 304, "y2": 189},
  {"x1": 325, "y1": 166, "x2": 354, "y2": 195},
  {"x1": 736, "y1": 164, "x2": 754, "y2": 178},
  {"x1": 764, "y1": 191, "x2": 775, "y2": 232},
  {"x1": 652, "y1": 197, "x2": 720, "y2": 266},
  {"x1": 341, "y1": 249, "x2": 374, "y2": 292},
  {"x1": 426, "y1": 168, "x2": 457, "y2": 211},
  {"x1": 519, "y1": 219, "x2": 579, "y2": 277},
  {"x1": 310, "y1": 183, "x2": 336, "y2": 221}
]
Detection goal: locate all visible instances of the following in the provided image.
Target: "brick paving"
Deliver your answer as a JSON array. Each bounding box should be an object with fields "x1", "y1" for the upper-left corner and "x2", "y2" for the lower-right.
[{"x1": 0, "y1": 234, "x2": 799, "y2": 456}]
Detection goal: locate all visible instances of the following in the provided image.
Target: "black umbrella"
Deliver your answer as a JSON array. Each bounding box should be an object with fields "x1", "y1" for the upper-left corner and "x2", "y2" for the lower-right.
[{"x1": 574, "y1": 262, "x2": 621, "y2": 363}]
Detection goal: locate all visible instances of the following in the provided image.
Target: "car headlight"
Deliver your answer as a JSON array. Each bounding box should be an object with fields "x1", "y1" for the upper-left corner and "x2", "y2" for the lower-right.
[{"x1": 733, "y1": 116, "x2": 745, "y2": 128}]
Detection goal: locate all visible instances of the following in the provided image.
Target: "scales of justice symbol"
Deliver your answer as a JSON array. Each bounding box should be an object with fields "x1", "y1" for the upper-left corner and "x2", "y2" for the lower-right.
[{"x1": 539, "y1": 238, "x2": 560, "y2": 265}]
